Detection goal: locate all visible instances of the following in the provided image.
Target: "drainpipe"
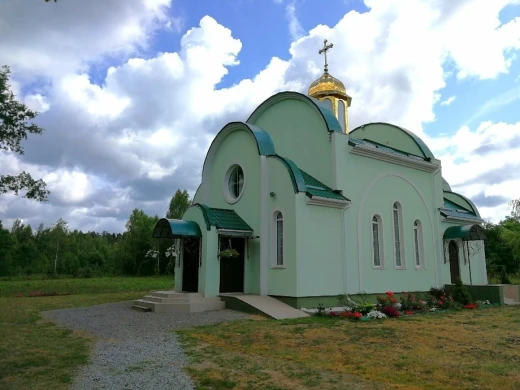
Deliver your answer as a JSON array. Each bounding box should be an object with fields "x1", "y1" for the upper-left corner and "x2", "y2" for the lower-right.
[{"x1": 466, "y1": 241, "x2": 473, "y2": 285}]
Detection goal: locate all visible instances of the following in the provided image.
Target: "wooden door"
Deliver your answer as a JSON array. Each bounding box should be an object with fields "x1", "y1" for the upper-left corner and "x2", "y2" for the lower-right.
[
  {"x1": 449, "y1": 240, "x2": 460, "y2": 284},
  {"x1": 219, "y1": 237, "x2": 245, "y2": 293}
]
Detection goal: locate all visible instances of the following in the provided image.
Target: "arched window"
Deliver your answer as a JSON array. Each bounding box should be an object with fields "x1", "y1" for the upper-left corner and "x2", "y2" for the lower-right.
[
  {"x1": 323, "y1": 98, "x2": 332, "y2": 112},
  {"x1": 371, "y1": 215, "x2": 383, "y2": 268},
  {"x1": 338, "y1": 100, "x2": 346, "y2": 132},
  {"x1": 393, "y1": 202, "x2": 404, "y2": 268},
  {"x1": 413, "y1": 220, "x2": 424, "y2": 268},
  {"x1": 275, "y1": 211, "x2": 284, "y2": 266}
]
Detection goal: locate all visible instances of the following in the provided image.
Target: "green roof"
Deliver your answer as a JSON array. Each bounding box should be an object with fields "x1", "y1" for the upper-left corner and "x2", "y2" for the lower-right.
[
  {"x1": 269, "y1": 155, "x2": 350, "y2": 202},
  {"x1": 440, "y1": 199, "x2": 482, "y2": 222},
  {"x1": 208, "y1": 208, "x2": 253, "y2": 231},
  {"x1": 443, "y1": 224, "x2": 486, "y2": 241},
  {"x1": 299, "y1": 170, "x2": 350, "y2": 201},
  {"x1": 247, "y1": 91, "x2": 343, "y2": 133},
  {"x1": 152, "y1": 219, "x2": 201, "y2": 238},
  {"x1": 350, "y1": 122, "x2": 435, "y2": 160},
  {"x1": 348, "y1": 137, "x2": 427, "y2": 162},
  {"x1": 191, "y1": 204, "x2": 253, "y2": 232}
]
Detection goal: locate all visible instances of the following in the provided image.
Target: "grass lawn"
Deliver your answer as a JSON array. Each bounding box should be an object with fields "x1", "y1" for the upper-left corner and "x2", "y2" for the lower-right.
[
  {"x1": 0, "y1": 276, "x2": 172, "y2": 390},
  {"x1": 0, "y1": 276, "x2": 173, "y2": 297},
  {"x1": 179, "y1": 306, "x2": 520, "y2": 390}
]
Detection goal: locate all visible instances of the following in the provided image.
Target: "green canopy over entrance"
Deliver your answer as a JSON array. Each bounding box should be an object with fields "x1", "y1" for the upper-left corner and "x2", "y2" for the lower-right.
[
  {"x1": 443, "y1": 224, "x2": 485, "y2": 241},
  {"x1": 152, "y1": 218, "x2": 201, "y2": 238}
]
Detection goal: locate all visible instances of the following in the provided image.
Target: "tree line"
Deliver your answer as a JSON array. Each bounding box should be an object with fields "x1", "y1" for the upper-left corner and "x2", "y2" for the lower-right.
[
  {"x1": 483, "y1": 199, "x2": 520, "y2": 283},
  {"x1": 0, "y1": 190, "x2": 191, "y2": 278}
]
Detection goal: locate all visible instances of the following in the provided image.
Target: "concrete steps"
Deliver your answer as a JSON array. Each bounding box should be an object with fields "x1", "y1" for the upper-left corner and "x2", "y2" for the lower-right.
[{"x1": 131, "y1": 291, "x2": 225, "y2": 314}]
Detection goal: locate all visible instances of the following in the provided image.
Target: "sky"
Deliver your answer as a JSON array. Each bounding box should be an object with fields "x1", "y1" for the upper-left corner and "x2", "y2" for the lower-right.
[{"x1": 0, "y1": 0, "x2": 519, "y2": 233}]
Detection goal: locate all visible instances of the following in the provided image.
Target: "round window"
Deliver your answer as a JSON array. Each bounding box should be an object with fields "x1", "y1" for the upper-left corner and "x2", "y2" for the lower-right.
[{"x1": 225, "y1": 165, "x2": 244, "y2": 203}]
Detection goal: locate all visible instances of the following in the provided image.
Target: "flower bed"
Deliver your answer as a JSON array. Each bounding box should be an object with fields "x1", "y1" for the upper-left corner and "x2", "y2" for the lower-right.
[{"x1": 320, "y1": 288, "x2": 495, "y2": 321}]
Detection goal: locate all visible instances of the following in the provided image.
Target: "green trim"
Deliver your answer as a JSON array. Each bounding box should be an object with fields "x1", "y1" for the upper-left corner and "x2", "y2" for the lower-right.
[
  {"x1": 348, "y1": 137, "x2": 427, "y2": 162},
  {"x1": 190, "y1": 204, "x2": 212, "y2": 231},
  {"x1": 350, "y1": 122, "x2": 435, "y2": 159},
  {"x1": 443, "y1": 190, "x2": 481, "y2": 218},
  {"x1": 443, "y1": 224, "x2": 486, "y2": 240},
  {"x1": 247, "y1": 91, "x2": 343, "y2": 133},
  {"x1": 269, "y1": 155, "x2": 307, "y2": 193},
  {"x1": 152, "y1": 218, "x2": 201, "y2": 238},
  {"x1": 244, "y1": 123, "x2": 277, "y2": 156},
  {"x1": 300, "y1": 169, "x2": 350, "y2": 201}
]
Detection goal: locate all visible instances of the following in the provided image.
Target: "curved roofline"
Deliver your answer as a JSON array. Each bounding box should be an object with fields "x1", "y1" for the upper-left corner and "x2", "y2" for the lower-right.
[
  {"x1": 152, "y1": 218, "x2": 201, "y2": 238},
  {"x1": 443, "y1": 224, "x2": 485, "y2": 241},
  {"x1": 268, "y1": 155, "x2": 306, "y2": 193},
  {"x1": 247, "y1": 91, "x2": 343, "y2": 133},
  {"x1": 442, "y1": 177, "x2": 452, "y2": 192},
  {"x1": 189, "y1": 203, "x2": 213, "y2": 231},
  {"x1": 350, "y1": 122, "x2": 435, "y2": 160},
  {"x1": 443, "y1": 190, "x2": 481, "y2": 218}
]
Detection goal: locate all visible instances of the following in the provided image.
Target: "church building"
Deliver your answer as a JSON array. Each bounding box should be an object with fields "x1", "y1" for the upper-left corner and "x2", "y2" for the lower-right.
[{"x1": 152, "y1": 40, "x2": 489, "y2": 309}]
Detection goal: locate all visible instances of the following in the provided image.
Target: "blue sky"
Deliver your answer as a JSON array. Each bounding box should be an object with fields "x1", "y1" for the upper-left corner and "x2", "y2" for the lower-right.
[
  {"x1": 144, "y1": 0, "x2": 520, "y2": 139},
  {"x1": 1, "y1": 0, "x2": 519, "y2": 232}
]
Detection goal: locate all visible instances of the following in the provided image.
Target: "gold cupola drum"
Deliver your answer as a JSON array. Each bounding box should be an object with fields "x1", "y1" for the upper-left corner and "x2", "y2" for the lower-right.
[{"x1": 308, "y1": 39, "x2": 352, "y2": 133}]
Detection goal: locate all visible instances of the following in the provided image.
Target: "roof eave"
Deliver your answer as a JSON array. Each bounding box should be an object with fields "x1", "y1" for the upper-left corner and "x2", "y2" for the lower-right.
[{"x1": 306, "y1": 195, "x2": 352, "y2": 209}]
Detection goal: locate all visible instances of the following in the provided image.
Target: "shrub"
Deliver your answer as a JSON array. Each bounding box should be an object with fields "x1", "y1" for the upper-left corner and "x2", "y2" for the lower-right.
[
  {"x1": 429, "y1": 286, "x2": 448, "y2": 300},
  {"x1": 453, "y1": 277, "x2": 472, "y2": 305},
  {"x1": 381, "y1": 305, "x2": 400, "y2": 318},
  {"x1": 499, "y1": 267, "x2": 512, "y2": 284},
  {"x1": 400, "y1": 291, "x2": 429, "y2": 312},
  {"x1": 376, "y1": 291, "x2": 397, "y2": 309}
]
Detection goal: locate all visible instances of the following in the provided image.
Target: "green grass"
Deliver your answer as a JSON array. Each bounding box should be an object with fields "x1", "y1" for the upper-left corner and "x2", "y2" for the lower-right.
[
  {"x1": 0, "y1": 276, "x2": 172, "y2": 390},
  {"x1": 0, "y1": 276, "x2": 173, "y2": 297},
  {"x1": 179, "y1": 307, "x2": 520, "y2": 390}
]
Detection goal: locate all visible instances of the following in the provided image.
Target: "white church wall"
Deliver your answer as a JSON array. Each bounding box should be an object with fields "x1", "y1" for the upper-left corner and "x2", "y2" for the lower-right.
[
  {"x1": 335, "y1": 136, "x2": 441, "y2": 293},
  {"x1": 203, "y1": 127, "x2": 262, "y2": 295},
  {"x1": 266, "y1": 157, "x2": 298, "y2": 297},
  {"x1": 294, "y1": 194, "x2": 345, "y2": 297},
  {"x1": 248, "y1": 96, "x2": 335, "y2": 189}
]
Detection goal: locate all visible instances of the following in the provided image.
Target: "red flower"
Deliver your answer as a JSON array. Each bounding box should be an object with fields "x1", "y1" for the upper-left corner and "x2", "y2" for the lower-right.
[
  {"x1": 386, "y1": 291, "x2": 395, "y2": 297},
  {"x1": 354, "y1": 312, "x2": 362, "y2": 319},
  {"x1": 439, "y1": 301, "x2": 443, "y2": 305}
]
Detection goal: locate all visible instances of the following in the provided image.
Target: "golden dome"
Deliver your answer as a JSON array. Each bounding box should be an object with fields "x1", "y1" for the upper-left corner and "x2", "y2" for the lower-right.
[{"x1": 308, "y1": 72, "x2": 347, "y2": 98}]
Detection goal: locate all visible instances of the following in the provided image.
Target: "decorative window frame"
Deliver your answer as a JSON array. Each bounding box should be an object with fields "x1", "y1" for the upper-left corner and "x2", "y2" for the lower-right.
[
  {"x1": 271, "y1": 209, "x2": 286, "y2": 269},
  {"x1": 413, "y1": 219, "x2": 425, "y2": 270},
  {"x1": 223, "y1": 162, "x2": 246, "y2": 204},
  {"x1": 371, "y1": 214, "x2": 385, "y2": 269},
  {"x1": 391, "y1": 201, "x2": 406, "y2": 269}
]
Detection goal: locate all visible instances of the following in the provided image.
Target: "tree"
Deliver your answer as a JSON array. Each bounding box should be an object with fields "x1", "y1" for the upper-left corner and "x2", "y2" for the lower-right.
[
  {"x1": 0, "y1": 66, "x2": 49, "y2": 201},
  {"x1": 50, "y1": 218, "x2": 68, "y2": 274},
  {"x1": 166, "y1": 189, "x2": 191, "y2": 219},
  {"x1": 510, "y1": 198, "x2": 520, "y2": 221},
  {"x1": 0, "y1": 221, "x2": 15, "y2": 276}
]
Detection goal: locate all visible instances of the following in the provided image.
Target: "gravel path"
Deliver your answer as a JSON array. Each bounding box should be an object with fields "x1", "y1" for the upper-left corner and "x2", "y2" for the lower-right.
[{"x1": 42, "y1": 300, "x2": 250, "y2": 390}]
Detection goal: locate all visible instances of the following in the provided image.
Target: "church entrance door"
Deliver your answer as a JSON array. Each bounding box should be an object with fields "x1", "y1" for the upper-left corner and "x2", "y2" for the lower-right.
[
  {"x1": 449, "y1": 240, "x2": 461, "y2": 284},
  {"x1": 219, "y1": 237, "x2": 245, "y2": 293},
  {"x1": 182, "y1": 237, "x2": 200, "y2": 293}
]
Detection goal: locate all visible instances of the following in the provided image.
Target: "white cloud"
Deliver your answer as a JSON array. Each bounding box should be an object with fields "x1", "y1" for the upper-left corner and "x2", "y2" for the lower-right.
[
  {"x1": 466, "y1": 85, "x2": 520, "y2": 124},
  {"x1": 1, "y1": 0, "x2": 520, "y2": 231},
  {"x1": 286, "y1": 1, "x2": 305, "y2": 41},
  {"x1": 440, "y1": 96, "x2": 456, "y2": 106}
]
